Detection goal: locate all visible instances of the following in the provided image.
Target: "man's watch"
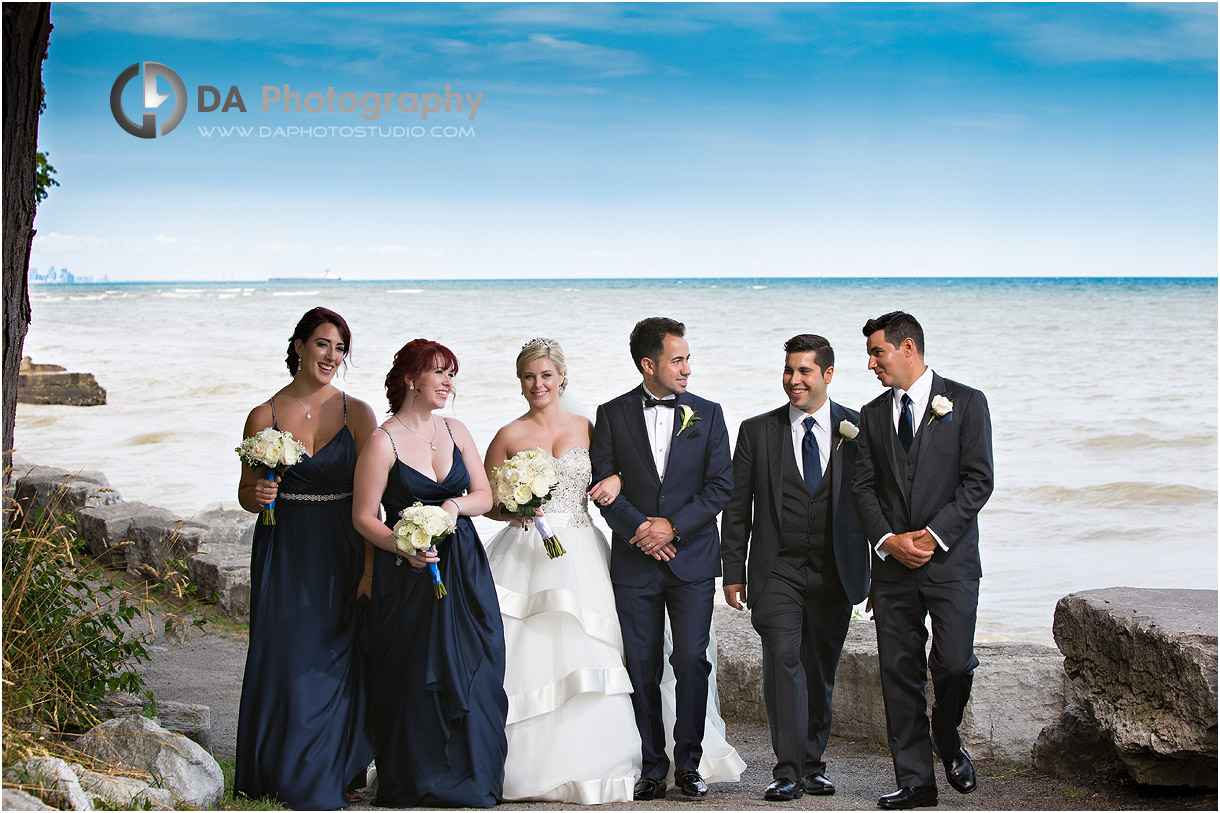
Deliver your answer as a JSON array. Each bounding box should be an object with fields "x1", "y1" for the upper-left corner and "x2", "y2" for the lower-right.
[{"x1": 668, "y1": 519, "x2": 681, "y2": 542}]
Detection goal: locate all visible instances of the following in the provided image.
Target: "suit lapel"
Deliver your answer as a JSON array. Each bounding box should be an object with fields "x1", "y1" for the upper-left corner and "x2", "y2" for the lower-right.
[
  {"x1": 829, "y1": 401, "x2": 845, "y2": 515},
  {"x1": 624, "y1": 387, "x2": 661, "y2": 485},
  {"x1": 768, "y1": 406, "x2": 787, "y2": 524},
  {"x1": 913, "y1": 373, "x2": 948, "y2": 472}
]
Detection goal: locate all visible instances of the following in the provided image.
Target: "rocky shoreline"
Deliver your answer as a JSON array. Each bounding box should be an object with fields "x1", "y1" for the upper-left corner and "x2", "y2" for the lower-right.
[{"x1": 3, "y1": 457, "x2": 1216, "y2": 810}]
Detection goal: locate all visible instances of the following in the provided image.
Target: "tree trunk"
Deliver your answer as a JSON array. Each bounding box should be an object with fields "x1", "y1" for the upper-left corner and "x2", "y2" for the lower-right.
[{"x1": 2, "y1": 4, "x2": 52, "y2": 484}]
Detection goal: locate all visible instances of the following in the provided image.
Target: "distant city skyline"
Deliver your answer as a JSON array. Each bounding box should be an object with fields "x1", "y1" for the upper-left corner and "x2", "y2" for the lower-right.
[{"x1": 30, "y1": 2, "x2": 1218, "y2": 281}]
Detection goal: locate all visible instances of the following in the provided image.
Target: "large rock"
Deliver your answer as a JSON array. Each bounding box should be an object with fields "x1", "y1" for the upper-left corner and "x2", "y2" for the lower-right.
[
  {"x1": 76, "y1": 501, "x2": 177, "y2": 568},
  {"x1": 187, "y1": 540, "x2": 252, "y2": 623},
  {"x1": 12, "y1": 466, "x2": 121, "y2": 524},
  {"x1": 190, "y1": 503, "x2": 256, "y2": 547},
  {"x1": 2, "y1": 789, "x2": 54, "y2": 810},
  {"x1": 18, "y1": 357, "x2": 107, "y2": 406},
  {"x1": 125, "y1": 513, "x2": 207, "y2": 580},
  {"x1": 1052, "y1": 587, "x2": 1218, "y2": 787},
  {"x1": 3, "y1": 756, "x2": 92, "y2": 810},
  {"x1": 714, "y1": 604, "x2": 764, "y2": 722},
  {"x1": 71, "y1": 765, "x2": 175, "y2": 811},
  {"x1": 98, "y1": 693, "x2": 213, "y2": 753},
  {"x1": 76, "y1": 714, "x2": 223, "y2": 809},
  {"x1": 1033, "y1": 702, "x2": 1128, "y2": 781},
  {"x1": 715, "y1": 612, "x2": 1066, "y2": 763}
]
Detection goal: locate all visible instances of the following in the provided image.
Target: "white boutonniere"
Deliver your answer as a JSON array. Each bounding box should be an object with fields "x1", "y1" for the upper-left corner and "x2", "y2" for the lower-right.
[
  {"x1": 835, "y1": 420, "x2": 859, "y2": 451},
  {"x1": 676, "y1": 404, "x2": 700, "y2": 435},
  {"x1": 928, "y1": 395, "x2": 953, "y2": 425}
]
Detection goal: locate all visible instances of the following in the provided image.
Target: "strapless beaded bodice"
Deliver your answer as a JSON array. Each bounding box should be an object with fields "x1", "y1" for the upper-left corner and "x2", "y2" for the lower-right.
[{"x1": 543, "y1": 447, "x2": 592, "y2": 527}]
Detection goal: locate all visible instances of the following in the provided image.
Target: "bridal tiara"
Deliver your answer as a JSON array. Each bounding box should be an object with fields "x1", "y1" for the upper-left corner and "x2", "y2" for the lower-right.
[{"x1": 521, "y1": 337, "x2": 562, "y2": 350}]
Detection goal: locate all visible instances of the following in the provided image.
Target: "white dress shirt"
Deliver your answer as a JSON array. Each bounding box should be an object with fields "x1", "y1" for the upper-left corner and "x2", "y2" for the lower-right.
[
  {"x1": 642, "y1": 386, "x2": 676, "y2": 481},
  {"x1": 788, "y1": 402, "x2": 831, "y2": 481},
  {"x1": 875, "y1": 367, "x2": 947, "y2": 559},
  {"x1": 891, "y1": 366, "x2": 934, "y2": 437}
]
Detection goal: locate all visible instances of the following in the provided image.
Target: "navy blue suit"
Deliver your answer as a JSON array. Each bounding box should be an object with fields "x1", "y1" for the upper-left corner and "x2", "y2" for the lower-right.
[{"x1": 591, "y1": 386, "x2": 733, "y2": 780}]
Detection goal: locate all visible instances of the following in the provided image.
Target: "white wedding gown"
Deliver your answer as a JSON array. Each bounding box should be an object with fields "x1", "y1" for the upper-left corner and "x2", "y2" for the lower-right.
[{"x1": 484, "y1": 447, "x2": 746, "y2": 804}]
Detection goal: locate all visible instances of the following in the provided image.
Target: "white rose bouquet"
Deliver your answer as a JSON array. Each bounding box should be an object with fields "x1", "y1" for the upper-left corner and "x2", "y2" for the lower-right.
[
  {"x1": 392, "y1": 501, "x2": 456, "y2": 599},
  {"x1": 491, "y1": 448, "x2": 566, "y2": 558},
  {"x1": 236, "y1": 427, "x2": 307, "y2": 525}
]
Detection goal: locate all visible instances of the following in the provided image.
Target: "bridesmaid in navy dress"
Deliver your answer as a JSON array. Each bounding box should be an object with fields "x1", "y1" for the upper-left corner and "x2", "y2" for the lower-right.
[
  {"x1": 236, "y1": 308, "x2": 377, "y2": 809},
  {"x1": 353, "y1": 338, "x2": 508, "y2": 808}
]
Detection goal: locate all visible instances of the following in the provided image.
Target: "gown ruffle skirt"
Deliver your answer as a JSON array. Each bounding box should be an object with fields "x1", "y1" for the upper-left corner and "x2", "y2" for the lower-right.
[
  {"x1": 366, "y1": 448, "x2": 508, "y2": 808},
  {"x1": 485, "y1": 448, "x2": 745, "y2": 804},
  {"x1": 235, "y1": 426, "x2": 376, "y2": 810}
]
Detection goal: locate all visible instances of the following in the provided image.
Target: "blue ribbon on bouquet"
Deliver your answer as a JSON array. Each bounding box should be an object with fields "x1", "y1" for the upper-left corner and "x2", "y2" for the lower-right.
[{"x1": 261, "y1": 471, "x2": 277, "y2": 525}]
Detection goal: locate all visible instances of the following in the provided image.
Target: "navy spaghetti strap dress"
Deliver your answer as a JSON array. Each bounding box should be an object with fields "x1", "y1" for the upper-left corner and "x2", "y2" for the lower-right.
[
  {"x1": 235, "y1": 395, "x2": 375, "y2": 809},
  {"x1": 365, "y1": 423, "x2": 508, "y2": 808}
]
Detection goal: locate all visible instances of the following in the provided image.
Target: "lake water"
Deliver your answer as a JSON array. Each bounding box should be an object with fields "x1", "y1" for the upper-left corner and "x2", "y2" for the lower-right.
[{"x1": 16, "y1": 277, "x2": 1218, "y2": 644}]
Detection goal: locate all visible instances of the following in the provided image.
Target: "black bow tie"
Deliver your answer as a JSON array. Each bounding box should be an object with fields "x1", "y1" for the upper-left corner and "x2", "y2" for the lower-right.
[{"x1": 643, "y1": 397, "x2": 677, "y2": 409}]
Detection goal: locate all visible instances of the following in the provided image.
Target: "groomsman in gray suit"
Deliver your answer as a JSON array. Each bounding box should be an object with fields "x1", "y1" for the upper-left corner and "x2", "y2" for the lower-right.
[
  {"x1": 851, "y1": 311, "x2": 994, "y2": 810},
  {"x1": 721, "y1": 334, "x2": 870, "y2": 802}
]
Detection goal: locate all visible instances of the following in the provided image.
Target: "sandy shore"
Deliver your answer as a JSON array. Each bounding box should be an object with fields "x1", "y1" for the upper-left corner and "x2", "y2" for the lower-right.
[{"x1": 137, "y1": 621, "x2": 1216, "y2": 811}]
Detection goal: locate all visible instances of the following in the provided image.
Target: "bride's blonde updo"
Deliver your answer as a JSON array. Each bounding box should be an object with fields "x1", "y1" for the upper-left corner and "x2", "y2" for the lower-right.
[{"x1": 516, "y1": 337, "x2": 568, "y2": 393}]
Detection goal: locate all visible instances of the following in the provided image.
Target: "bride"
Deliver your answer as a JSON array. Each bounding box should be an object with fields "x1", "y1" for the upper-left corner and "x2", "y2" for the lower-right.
[{"x1": 482, "y1": 337, "x2": 744, "y2": 805}]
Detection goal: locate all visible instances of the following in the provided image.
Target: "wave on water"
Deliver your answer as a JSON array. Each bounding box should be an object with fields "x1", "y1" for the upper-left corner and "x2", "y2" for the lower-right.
[
  {"x1": 752, "y1": 285, "x2": 766, "y2": 289},
  {"x1": 1075, "y1": 431, "x2": 1217, "y2": 451},
  {"x1": 271, "y1": 290, "x2": 320, "y2": 296},
  {"x1": 68, "y1": 294, "x2": 106, "y2": 301},
  {"x1": 217, "y1": 293, "x2": 236, "y2": 299},
  {"x1": 386, "y1": 288, "x2": 424, "y2": 294},
  {"x1": 1018, "y1": 481, "x2": 1217, "y2": 507},
  {"x1": 125, "y1": 430, "x2": 180, "y2": 446}
]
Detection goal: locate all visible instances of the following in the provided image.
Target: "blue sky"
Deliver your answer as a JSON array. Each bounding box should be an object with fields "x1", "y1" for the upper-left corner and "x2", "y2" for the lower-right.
[{"x1": 30, "y1": 2, "x2": 1218, "y2": 280}]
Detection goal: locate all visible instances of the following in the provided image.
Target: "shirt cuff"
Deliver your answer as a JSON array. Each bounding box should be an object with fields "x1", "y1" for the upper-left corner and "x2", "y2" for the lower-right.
[
  {"x1": 927, "y1": 526, "x2": 948, "y2": 552},
  {"x1": 874, "y1": 533, "x2": 892, "y2": 561}
]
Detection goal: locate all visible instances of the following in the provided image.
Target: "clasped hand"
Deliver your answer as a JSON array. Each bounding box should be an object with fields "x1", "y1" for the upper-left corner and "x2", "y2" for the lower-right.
[
  {"x1": 630, "y1": 517, "x2": 676, "y2": 561},
  {"x1": 404, "y1": 547, "x2": 440, "y2": 570},
  {"x1": 882, "y1": 529, "x2": 937, "y2": 569}
]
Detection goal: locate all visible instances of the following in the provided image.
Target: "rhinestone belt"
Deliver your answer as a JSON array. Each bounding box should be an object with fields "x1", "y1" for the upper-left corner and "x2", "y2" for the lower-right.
[{"x1": 278, "y1": 491, "x2": 353, "y2": 502}]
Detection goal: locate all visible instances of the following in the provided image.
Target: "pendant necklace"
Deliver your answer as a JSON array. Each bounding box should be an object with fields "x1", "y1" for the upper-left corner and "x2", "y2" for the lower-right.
[
  {"x1": 396, "y1": 414, "x2": 438, "y2": 450},
  {"x1": 289, "y1": 393, "x2": 314, "y2": 420}
]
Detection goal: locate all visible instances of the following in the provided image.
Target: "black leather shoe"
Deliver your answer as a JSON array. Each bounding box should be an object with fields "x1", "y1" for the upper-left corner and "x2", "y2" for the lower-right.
[
  {"x1": 633, "y1": 777, "x2": 666, "y2": 801},
  {"x1": 764, "y1": 778, "x2": 804, "y2": 801},
  {"x1": 801, "y1": 773, "x2": 836, "y2": 795},
  {"x1": 943, "y1": 749, "x2": 977, "y2": 794},
  {"x1": 675, "y1": 770, "x2": 708, "y2": 798},
  {"x1": 878, "y1": 786, "x2": 938, "y2": 809}
]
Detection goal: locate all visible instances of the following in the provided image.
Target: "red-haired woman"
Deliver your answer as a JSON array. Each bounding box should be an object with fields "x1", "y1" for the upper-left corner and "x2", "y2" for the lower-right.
[
  {"x1": 353, "y1": 338, "x2": 507, "y2": 808},
  {"x1": 235, "y1": 307, "x2": 377, "y2": 809}
]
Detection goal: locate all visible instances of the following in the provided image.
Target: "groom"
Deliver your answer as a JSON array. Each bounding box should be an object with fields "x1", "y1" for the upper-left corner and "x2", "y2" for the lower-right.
[
  {"x1": 591, "y1": 316, "x2": 733, "y2": 801},
  {"x1": 851, "y1": 311, "x2": 993, "y2": 810}
]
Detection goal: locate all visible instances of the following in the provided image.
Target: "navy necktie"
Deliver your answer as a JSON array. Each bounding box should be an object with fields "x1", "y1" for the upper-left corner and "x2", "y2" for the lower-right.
[
  {"x1": 802, "y1": 416, "x2": 822, "y2": 492},
  {"x1": 898, "y1": 393, "x2": 915, "y2": 453}
]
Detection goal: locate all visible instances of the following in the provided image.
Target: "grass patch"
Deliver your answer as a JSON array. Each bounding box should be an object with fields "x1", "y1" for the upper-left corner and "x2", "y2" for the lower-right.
[{"x1": 217, "y1": 757, "x2": 290, "y2": 811}]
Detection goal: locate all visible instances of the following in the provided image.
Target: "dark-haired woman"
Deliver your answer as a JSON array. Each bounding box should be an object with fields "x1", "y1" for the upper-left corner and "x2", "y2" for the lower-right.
[
  {"x1": 353, "y1": 338, "x2": 507, "y2": 808},
  {"x1": 235, "y1": 307, "x2": 377, "y2": 809}
]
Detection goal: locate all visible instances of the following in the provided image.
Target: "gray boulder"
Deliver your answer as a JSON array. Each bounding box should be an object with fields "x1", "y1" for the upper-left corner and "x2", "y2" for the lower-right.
[
  {"x1": 125, "y1": 513, "x2": 207, "y2": 580},
  {"x1": 76, "y1": 714, "x2": 223, "y2": 809},
  {"x1": 1033, "y1": 702, "x2": 1128, "y2": 781},
  {"x1": 72, "y1": 765, "x2": 175, "y2": 810},
  {"x1": 714, "y1": 604, "x2": 764, "y2": 723},
  {"x1": 3, "y1": 756, "x2": 92, "y2": 810},
  {"x1": 829, "y1": 622, "x2": 889, "y2": 743},
  {"x1": 191, "y1": 503, "x2": 256, "y2": 546},
  {"x1": 2, "y1": 789, "x2": 54, "y2": 810},
  {"x1": 12, "y1": 466, "x2": 120, "y2": 525},
  {"x1": 187, "y1": 540, "x2": 252, "y2": 623},
  {"x1": 98, "y1": 693, "x2": 213, "y2": 753},
  {"x1": 76, "y1": 501, "x2": 177, "y2": 568},
  {"x1": 1052, "y1": 587, "x2": 1218, "y2": 787}
]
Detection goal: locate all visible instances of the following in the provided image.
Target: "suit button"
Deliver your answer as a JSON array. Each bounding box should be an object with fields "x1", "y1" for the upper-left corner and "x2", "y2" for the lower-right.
[{"x1": 660, "y1": 493, "x2": 665, "y2": 498}]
